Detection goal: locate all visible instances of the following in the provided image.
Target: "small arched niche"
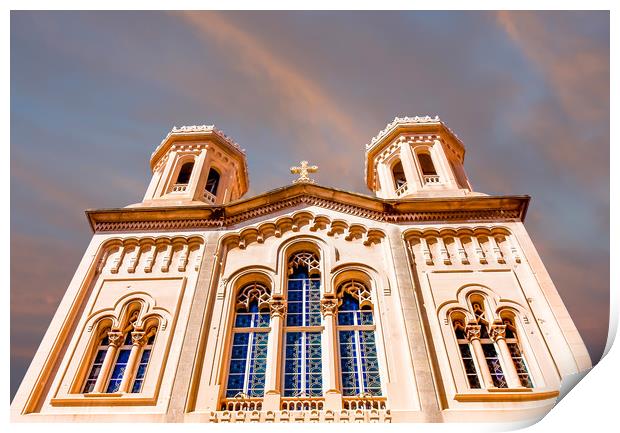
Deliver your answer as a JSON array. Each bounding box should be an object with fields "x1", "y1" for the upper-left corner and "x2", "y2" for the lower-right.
[{"x1": 176, "y1": 161, "x2": 195, "y2": 184}]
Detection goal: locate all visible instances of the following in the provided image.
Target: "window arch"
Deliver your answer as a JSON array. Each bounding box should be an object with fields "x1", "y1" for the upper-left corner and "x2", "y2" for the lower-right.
[
  {"x1": 176, "y1": 161, "x2": 194, "y2": 184},
  {"x1": 336, "y1": 280, "x2": 381, "y2": 396},
  {"x1": 391, "y1": 160, "x2": 406, "y2": 190},
  {"x1": 225, "y1": 282, "x2": 271, "y2": 398},
  {"x1": 283, "y1": 251, "x2": 322, "y2": 397},
  {"x1": 417, "y1": 152, "x2": 437, "y2": 176},
  {"x1": 205, "y1": 167, "x2": 221, "y2": 195}
]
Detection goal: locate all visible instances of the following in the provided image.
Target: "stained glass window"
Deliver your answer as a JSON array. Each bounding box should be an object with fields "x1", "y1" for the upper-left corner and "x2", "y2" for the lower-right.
[
  {"x1": 482, "y1": 342, "x2": 507, "y2": 388},
  {"x1": 283, "y1": 252, "x2": 323, "y2": 397},
  {"x1": 131, "y1": 333, "x2": 155, "y2": 393},
  {"x1": 106, "y1": 332, "x2": 133, "y2": 393},
  {"x1": 452, "y1": 319, "x2": 481, "y2": 389},
  {"x1": 337, "y1": 287, "x2": 381, "y2": 396},
  {"x1": 504, "y1": 318, "x2": 533, "y2": 388},
  {"x1": 82, "y1": 334, "x2": 109, "y2": 393},
  {"x1": 225, "y1": 285, "x2": 270, "y2": 398}
]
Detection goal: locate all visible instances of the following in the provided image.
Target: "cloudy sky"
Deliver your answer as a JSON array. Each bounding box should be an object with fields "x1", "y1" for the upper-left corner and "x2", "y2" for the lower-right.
[{"x1": 10, "y1": 11, "x2": 609, "y2": 399}]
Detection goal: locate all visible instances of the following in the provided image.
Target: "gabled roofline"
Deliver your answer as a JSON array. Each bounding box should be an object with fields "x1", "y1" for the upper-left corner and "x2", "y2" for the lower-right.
[{"x1": 86, "y1": 183, "x2": 530, "y2": 233}]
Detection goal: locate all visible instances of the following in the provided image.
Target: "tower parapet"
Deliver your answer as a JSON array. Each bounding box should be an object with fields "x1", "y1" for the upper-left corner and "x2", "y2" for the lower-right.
[
  {"x1": 365, "y1": 116, "x2": 479, "y2": 199},
  {"x1": 135, "y1": 125, "x2": 249, "y2": 207}
]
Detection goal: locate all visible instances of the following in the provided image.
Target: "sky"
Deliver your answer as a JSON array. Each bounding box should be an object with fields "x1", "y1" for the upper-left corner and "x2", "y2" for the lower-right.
[{"x1": 10, "y1": 11, "x2": 609, "y2": 399}]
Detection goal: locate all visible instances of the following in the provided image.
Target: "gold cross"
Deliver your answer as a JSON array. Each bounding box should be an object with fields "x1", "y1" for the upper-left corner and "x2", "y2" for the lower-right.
[{"x1": 290, "y1": 160, "x2": 318, "y2": 184}]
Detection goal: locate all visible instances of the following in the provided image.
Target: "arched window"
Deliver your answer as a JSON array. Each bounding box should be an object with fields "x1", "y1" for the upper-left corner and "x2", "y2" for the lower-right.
[
  {"x1": 337, "y1": 281, "x2": 381, "y2": 396},
  {"x1": 471, "y1": 299, "x2": 507, "y2": 388},
  {"x1": 392, "y1": 160, "x2": 406, "y2": 190},
  {"x1": 417, "y1": 153, "x2": 437, "y2": 176},
  {"x1": 205, "y1": 168, "x2": 220, "y2": 195},
  {"x1": 283, "y1": 251, "x2": 322, "y2": 397},
  {"x1": 82, "y1": 329, "x2": 110, "y2": 393},
  {"x1": 502, "y1": 315, "x2": 533, "y2": 388},
  {"x1": 82, "y1": 309, "x2": 158, "y2": 394},
  {"x1": 176, "y1": 161, "x2": 194, "y2": 184},
  {"x1": 452, "y1": 316, "x2": 481, "y2": 389},
  {"x1": 225, "y1": 283, "x2": 271, "y2": 398}
]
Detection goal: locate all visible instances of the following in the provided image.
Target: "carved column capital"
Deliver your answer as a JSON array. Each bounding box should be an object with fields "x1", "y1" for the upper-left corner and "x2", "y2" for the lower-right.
[
  {"x1": 269, "y1": 298, "x2": 287, "y2": 318},
  {"x1": 320, "y1": 297, "x2": 339, "y2": 317},
  {"x1": 490, "y1": 323, "x2": 507, "y2": 342},
  {"x1": 107, "y1": 331, "x2": 125, "y2": 347},
  {"x1": 131, "y1": 331, "x2": 148, "y2": 346},
  {"x1": 464, "y1": 323, "x2": 481, "y2": 342}
]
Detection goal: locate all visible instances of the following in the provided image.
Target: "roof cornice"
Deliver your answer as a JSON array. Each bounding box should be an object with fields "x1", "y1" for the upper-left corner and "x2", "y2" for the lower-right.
[{"x1": 86, "y1": 184, "x2": 530, "y2": 233}]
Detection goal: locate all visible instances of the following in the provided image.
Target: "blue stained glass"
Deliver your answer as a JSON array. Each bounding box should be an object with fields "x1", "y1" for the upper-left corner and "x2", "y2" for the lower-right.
[
  {"x1": 130, "y1": 349, "x2": 152, "y2": 393},
  {"x1": 225, "y1": 300, "x2": 269, "y2": 397},
  {"x1": 106, "y1": 348, "x2": 131, "y2": 393},
  {"x1": 337, "y1": 295, "x2": 382, "y2": 396},
  {"x1": 83, "y1": 348, "x2": 108, "y2": 393}
]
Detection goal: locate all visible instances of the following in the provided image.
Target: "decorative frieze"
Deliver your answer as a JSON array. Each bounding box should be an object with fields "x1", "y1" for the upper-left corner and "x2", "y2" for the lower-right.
[
  {"x1": 223, "y1": 212, "x2": 387, "y2": 250},
  {"x1": 96, "y1": 236, "x2": 204, "y2": 276},
  {"x1": 405, "y1": 227, "x2": 523, "y2": 268}
]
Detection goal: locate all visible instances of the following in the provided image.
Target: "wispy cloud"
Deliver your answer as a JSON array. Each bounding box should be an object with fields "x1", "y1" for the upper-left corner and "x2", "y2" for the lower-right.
[{"x1": 495, "y1": 11, "x2": 608, "y2": 123}]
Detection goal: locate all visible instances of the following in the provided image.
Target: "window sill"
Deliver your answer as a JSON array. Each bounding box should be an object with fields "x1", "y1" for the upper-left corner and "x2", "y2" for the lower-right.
[
  {"x1": 454, "y1": 389, "x2": 559, "y2": 402},
  {"x1": 50, "y1": 393, "x2": 157, "y2": 406}
]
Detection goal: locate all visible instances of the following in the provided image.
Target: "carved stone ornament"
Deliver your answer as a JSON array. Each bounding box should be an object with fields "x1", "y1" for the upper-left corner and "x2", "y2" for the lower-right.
[
  {"x1": 320, "y1": 298, "x2": 339, "y2": 317},
  {"x1": 269, "y1": 299, "x2": 287, "y2": 317},
  {"x1": 464, "y1": 324, "x2": 481, "y2": 342},
  {"x1": 490, "y1": 324, "x2": 507, "y2": 341},
  {"x1": 131, "y1": 331, "x2": 148, "y2": 346},
  {"x1": 107, "y1": 331, "x2": 125, "y2": 347}
]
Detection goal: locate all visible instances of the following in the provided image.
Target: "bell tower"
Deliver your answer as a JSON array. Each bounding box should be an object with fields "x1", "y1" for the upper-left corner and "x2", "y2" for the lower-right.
[
  {"x1": 134, "y1": 125, "x2": 249, "y2": 207},
  {"x1": 365, "y1": 116, "x2": 479, "y2": 199}
]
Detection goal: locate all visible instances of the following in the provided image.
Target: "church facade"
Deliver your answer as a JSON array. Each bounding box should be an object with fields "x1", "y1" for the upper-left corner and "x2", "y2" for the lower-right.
[{"x1": 11, "y1": 116, "x2": 591, "y2": 423}]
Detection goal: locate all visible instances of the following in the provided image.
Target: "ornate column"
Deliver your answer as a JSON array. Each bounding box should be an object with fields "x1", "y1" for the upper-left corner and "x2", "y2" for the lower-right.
[
  {"x1": 420, "y1": 237, "x2": 433, "y2": 265},
  {"x1": 465, "y1": 323, "x2": 495, "y2": 389},
  {"x1": 93, "y1": 330, "x2": 124, "y2": 393},
  {"x1": 118, "y1": 330, "x2": 149, "y2": 393},
  {"x1": 454, "y1": 236, "x2": 469, "y2": 264},
  {"x1": 490, "y1": 322, "x2": 521, "y2": 388},
  {"x1": 488, "y1": 235, "x2": 505, "y2": 264},
  {"x1": 321, "y1": 297, "x2": 342, "y2": 410},
  {"x1": 470, "y1": 235, "x2": 487, "y2": 264},
  {"x1": 437, "y1": 236, "x2": 451, "y2": 264},
  {"x1": 262, "y1": 297, "x2": 286, "y2": 411}
]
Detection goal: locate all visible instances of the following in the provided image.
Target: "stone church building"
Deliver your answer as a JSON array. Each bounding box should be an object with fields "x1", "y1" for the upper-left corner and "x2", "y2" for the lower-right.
[{"x1": 11, "y1": 116, "x2": 591, "y2": 423}]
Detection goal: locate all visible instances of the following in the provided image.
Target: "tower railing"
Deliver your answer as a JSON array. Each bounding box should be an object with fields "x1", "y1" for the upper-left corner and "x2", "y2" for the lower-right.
[
  {"x1": 395, "y1": 182, "x2": 409, "y2": 196},
  {"x1": 171, "y1": 183, "x2": 188, "y2": 193},
  {"x1": 423, "y1": 175, "x2": 441, "y2": 184},
  {"x1": 203, "y1": 189, "x2": 217, "y2": 204}
]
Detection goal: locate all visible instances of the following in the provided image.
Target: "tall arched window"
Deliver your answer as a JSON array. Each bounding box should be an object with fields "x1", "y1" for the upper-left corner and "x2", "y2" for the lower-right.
[
  {"x1": 82, "y1": 329, "x2": 110, "y2": 393},
  {"x1": 392, "y1": 160, "x2": 406, "y2": 190},
  {"x1": 471, "y1": 299, "x2": 507, "y2": 388},
  {"x1": 452, "y1": 316, "x2": 481, "y2": 389},
  {"x1": 337, "y1": 281, "x2": 381, "y2": 396},
  {"x1": 502, "y1": 314, "x2": 533, "y2": 388},
  {"x1": 283, "y1": 252, "x2": 322, "y2": 397},
  {"x1": 225, "y1": 283, "x2": 271, "y2": 398},
  {"x1": 417, "y1": 153, "x2": 437, "y2": 176},
  {"x1": 205, "y1": 168, "x2": 220, "y2": 195},
  {"x1": 176, "y1": 161, "x2": 194, "y2": 184}
]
